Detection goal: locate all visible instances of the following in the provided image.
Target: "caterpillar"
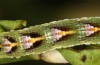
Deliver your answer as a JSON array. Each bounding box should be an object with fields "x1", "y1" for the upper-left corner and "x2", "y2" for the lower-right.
[{"x1": 0, "y1": 17, "x2": 100, "y2": 65}]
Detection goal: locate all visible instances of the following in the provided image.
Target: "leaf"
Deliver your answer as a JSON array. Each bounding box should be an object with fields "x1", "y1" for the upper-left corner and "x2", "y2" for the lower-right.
[
  {"x1": 59, "y1": 45, "x2": 100, "y2": 65},
  {"x1": 0, "y1": 54, "x2": 40, "y2": 64},
  {"x1": 0, "y1": 20, "x2": 27, "y2": 32},
  {"x1": 0, "y1": 55, "x2": 30, "y2": 64}
]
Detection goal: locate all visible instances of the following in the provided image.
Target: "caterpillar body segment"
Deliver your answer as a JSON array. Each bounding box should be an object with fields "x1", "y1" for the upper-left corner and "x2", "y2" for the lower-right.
[
  {"x1": 0, "y1": 17, "x2": 99, "y2": 59},
  {"x1": 0, "y1": 18, "x2": 81, "y2": 58}
]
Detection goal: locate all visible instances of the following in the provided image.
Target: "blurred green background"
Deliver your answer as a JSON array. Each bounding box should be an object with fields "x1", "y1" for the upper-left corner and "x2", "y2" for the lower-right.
[{"x1": 0, "y1": 0, "x2": 100, "y2": 65}]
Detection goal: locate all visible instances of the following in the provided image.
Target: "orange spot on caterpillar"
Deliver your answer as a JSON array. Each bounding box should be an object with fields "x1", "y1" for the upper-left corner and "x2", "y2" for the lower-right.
[
  {"x1": 0, "y1": 44, "x2": 2, "y2": 48},
  {"x1": 45, "y1": 28, "x2": 76, "y2": 42},
  {"x1": 9, "y1": 43, "x2": 18, "y2": 47},
  {"x1": 58, "y1": 30, "x2": 76, "y2": 36},
  {"x1": 28, "y1": 36, "x2": 44, "y2": 43},
  {"x1": 52, "y1": 28, "x2": 76, "y2": 41},
  {"x1": 93, "y1": 27, "x2": 100, "y2": 32}
]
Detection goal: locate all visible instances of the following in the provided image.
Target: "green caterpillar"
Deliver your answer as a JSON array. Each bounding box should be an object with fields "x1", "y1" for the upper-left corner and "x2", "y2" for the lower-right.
[{"x1": 0, "y1": 17, "x2": 100, "y2": 65}]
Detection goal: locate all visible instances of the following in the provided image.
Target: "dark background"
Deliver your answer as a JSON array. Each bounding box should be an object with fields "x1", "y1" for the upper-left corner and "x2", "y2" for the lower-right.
[{"x1": 0, "y1": 0, "x2": 100, "y2": 65}]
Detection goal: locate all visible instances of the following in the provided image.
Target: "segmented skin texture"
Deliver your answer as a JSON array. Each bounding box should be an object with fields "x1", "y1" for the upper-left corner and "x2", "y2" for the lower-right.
[{"x1": 0, "y1": 17, "x2": 100, "y2": 63}]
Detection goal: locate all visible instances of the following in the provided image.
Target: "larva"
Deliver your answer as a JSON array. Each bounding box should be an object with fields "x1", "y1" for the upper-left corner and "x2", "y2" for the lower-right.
[{"x1": 0, "y1": 17, "x2": 100, "y2": 65}]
